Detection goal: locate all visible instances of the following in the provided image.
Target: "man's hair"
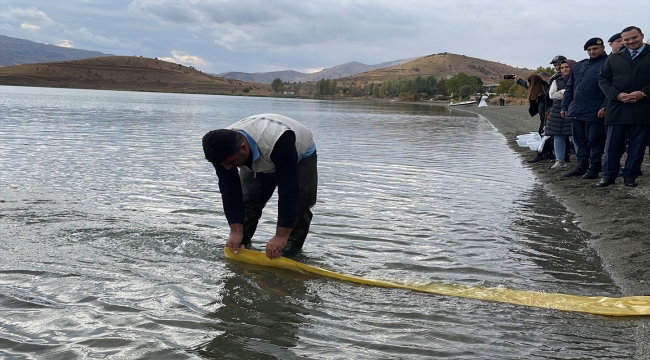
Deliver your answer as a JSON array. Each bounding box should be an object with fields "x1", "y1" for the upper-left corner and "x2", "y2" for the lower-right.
[
  {"x1": 621, "y1": 26, "x2": 643, "y2": 35},
  {"x1": 202, "y1": 129, "x2": 243, "y2": 164}
]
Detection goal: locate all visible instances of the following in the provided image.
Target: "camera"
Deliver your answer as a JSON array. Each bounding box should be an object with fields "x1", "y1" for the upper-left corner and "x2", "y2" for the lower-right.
[{"x1": 503, "y1": 75, "x2": 516, "y2": 80}]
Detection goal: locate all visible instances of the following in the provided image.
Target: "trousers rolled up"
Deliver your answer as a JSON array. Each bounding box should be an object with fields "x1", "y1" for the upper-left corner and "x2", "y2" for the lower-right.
[
  {"x1": 602, "y1": 124, "x2": 650, "y2": 180},
  {"x1": 239, "y1": 153, "x2": 318, "y2": 249},
  {"x1": 571, "y1": 119, "x2": 606, "y2": 165}
]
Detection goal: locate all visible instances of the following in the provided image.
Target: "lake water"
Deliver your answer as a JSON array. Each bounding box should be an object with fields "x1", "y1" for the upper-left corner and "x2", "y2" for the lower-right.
[{"x1": 0, "y1": 86, "x2": 642, "y2": 359}]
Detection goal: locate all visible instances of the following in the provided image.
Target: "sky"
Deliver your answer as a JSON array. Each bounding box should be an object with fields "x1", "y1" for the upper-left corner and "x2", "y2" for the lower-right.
[{"x1": 1, "y1": 0, "x2": 649, "y2": 75}]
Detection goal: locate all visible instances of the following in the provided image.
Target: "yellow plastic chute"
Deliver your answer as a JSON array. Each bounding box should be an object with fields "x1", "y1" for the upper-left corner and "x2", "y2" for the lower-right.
[{"x1": 224, "y1": 248, "x2": 650, "y2": 316}]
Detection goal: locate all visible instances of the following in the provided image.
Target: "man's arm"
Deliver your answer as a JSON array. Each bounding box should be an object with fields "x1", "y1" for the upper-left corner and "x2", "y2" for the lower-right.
[
  {"x1": 598, "y1": 57, "x2": 622, "y2": 100},
  {"x1": 265, "y1": 131, "x2": 300, "y2": 258},
  {"x1": 215, "y1": 163, "x2": 246, "y2": 252}
]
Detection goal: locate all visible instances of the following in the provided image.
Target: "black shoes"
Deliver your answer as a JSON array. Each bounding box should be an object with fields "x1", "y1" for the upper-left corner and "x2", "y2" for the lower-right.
[
  {"x1": 596, "y1": 178, "x2": 616, "y2": 187},
  {"x1": 624, "y1": 178, "x2": 638, "y2": 187},
  {"x1": 563, "y1": 161, "x2": 589, "y2": 177},
  {"x1": 527, "y1": 153, "x2": 546, "y2": 163},
  {"x1": 582, "y1": 163, "x2": 601, "y2": 179},
  {"x1": 596, "y1": 177, "x2": 638, "y2": 187}
]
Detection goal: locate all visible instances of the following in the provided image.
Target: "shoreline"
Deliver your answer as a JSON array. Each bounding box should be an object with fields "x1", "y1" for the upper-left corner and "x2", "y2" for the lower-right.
[
  {"x1": 463, "y1": 106, "x2": 650, "y2": 356},
  {"x1": 460, "y1": 106, "x2": 650, "y2": 295}
]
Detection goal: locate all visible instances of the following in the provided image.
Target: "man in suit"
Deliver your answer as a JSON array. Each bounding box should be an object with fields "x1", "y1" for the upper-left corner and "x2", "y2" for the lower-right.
[{"x1": 597, "y1": 26, "x2": 650, "y2": 187}]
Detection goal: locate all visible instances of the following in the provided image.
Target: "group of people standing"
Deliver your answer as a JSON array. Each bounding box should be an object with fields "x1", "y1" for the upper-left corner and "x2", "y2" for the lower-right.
[{"x1": 519, "y1": 26, "x2": 650, "y2": 188}]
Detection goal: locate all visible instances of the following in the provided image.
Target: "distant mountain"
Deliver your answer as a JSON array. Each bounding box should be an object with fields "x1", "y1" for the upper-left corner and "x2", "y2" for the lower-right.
[
  {"x1": 217, "y1": 70, "x2": 306, "y2": 84},
  {"x1": 0, "y1": 35, "x2": 112, "y2": 66},
  {"x1": 218, "y1": 58, "x2": 416, "y2": 84},
  {"x1": 339, "y1": 52, "x2": 534, "y2": 86}
]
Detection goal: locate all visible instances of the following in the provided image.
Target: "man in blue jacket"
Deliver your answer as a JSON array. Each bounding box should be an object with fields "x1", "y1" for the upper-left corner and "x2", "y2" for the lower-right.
[{"x1": 561, "y1": 38, "x2": 609, "y2": 179}]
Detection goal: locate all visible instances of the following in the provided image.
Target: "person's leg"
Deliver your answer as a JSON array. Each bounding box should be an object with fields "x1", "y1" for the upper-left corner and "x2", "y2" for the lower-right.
[
  {"x1": 240, "y1": 168, "x2": 277, "y2": 247},
  {"x1": 283, "y1": 154, "x2": 318, "y2": 256},
  {"x1": 563, "y1": 120, "x2": 589, "y2": 177},
  {"x1": 582, "y1": 121, "x2": 606, "y2": 179},
  {"x1": 602, "y1": 125, "x2": 627, "y2": 180},
  {"x1": 564, "y1": 136, "x2": 572, "y2": 162},
  {"x1": 587, "y1": 122, "x2": 607, "y2": 168},
  {"x1": 554, "y1": 136, "x2": 566, "y2": 161},
  {"x1": 572, "y1": 120, "x2": 588, "y2": 162},
  {"x1": 622, "y1": 125, "x2": 650, "y2": 181}
]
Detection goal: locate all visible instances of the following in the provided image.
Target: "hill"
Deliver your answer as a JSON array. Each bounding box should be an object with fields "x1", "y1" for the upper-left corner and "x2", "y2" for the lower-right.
[
  {"x1": 0, "y1": 56, "x2": 272, "y2": 95},
  {"x1": 338, "y1": 52, "x2": 533, "y2": 86},
  {"x1": 0, "y1": 35, "x2": 112, "y2": 66},
  {"x1": 218, "y1": 58, "x2": 415, "y2": 84},
  {"x1": 217, "y1": 70, "x2": 306, "y2": 84}
]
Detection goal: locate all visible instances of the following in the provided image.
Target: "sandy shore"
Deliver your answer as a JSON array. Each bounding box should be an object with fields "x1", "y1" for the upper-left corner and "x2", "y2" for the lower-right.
[{"x1": 463, "y1": 105, "x2": 650, "y2": 355}]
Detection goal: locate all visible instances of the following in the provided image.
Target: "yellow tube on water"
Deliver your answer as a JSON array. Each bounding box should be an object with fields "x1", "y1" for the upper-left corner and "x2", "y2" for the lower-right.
[{"x1": 224, "y1": 248, "x2": 650, "y2": 316}]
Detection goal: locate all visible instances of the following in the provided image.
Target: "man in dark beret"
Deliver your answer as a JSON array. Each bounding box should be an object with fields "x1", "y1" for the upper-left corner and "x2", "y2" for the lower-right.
[
  {"x1": 608, "y1": 33, "x2": 624, "y2": 54},
  {"x1": 561, "y1": 37, "x2": 608, "y2": 179}
]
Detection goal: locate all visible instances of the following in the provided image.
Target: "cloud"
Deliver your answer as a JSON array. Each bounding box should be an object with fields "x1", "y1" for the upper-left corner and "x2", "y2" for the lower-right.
[
  {"x1": 304, "y1": 68, "x2": 324, "y2": 74},
  {"x1": 64, "y1": 27, "x2": 141, "y2": 53},
  {"x1": 20, "y1": 23, "x2": 40, "y2": 30},
  {"x1": 159, "y1": 50, "x2": 207, "y2": 67},
  {"x1": 56, "y1": 40, "x2": 73, "y2": 48},
  {"x1": 4, "y1": 6, "x2": 54, "y2": 25}
]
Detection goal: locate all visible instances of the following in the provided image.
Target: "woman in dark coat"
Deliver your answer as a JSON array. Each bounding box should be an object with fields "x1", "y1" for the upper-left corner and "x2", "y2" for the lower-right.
[{"x1": 545, "y1": 59, "x2": 576, "y2": 169}]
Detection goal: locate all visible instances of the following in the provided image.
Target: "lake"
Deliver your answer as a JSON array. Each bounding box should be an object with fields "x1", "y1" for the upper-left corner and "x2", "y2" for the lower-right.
[{"x1": 0, "y1": 86, "x2": 640, "y2": 359}]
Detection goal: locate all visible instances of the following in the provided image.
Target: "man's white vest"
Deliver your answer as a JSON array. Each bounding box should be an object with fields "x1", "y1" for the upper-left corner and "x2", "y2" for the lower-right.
[{"x1": 227, "y1": 114, "x2": 315, "y2": 174}]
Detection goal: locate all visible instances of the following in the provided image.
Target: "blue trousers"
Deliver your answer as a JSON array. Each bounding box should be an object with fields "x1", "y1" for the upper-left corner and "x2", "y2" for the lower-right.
[
  {"x1": 602, "y1": 124, "x2": 650, "y2": 180},
  {"x1": 571, "y1": 119, "x2": 606, "y2": 165}
]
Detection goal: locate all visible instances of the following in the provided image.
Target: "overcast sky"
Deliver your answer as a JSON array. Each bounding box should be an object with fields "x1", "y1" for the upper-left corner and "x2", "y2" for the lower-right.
[{"x1": 1, "y1": 0, "x2": 649, "y2": 74}]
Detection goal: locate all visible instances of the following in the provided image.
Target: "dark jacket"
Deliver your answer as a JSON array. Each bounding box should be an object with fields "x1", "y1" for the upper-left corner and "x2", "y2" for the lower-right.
[
  {"x1": 561, "y1": 54, "x2": 608, "y2": 122},
  {"x1": 545, "y1": 78, "x2": 572, "y2": 136},
  {"x1": 598, "y1": 45, "x2": 650, "y2": 125}
]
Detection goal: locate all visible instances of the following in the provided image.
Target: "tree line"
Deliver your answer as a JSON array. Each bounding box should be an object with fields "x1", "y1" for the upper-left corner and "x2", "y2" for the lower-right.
[{"x1": 269, "y1": 66, "x2": 550, "y2": 100}]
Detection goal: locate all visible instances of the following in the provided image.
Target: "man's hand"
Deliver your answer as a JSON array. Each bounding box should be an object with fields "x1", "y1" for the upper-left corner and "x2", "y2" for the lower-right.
[
  {"x1": 265, "y1": 227, "x2": 292, "y2": 259},
  {"x1": 598, "y1": 108, "x2": 606, "y2": 118},
  {"x1": 617, "y1": 92, "x2": 637, "y2": 103},
  {"x1": 629, "y1": 91, "x2": 645, "y2": 101},
  {"x1": 616, "y1": 92, "x2": 629, "y2": 102},
  {"x1": 560, "y1": 110, "x2": 567, "y2": 118},
  {"x1": 226, "y1": 224, "x2": 244, "y2": 254}
]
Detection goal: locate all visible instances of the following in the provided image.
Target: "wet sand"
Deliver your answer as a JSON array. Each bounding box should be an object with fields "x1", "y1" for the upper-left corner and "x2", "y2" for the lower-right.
[{"x1": 465, "y1": 105, "x2": 650, "y2": 357}]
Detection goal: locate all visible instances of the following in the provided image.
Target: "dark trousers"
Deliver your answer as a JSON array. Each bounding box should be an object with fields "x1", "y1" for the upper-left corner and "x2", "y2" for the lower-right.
[
  {"x1": 239, "y1": 154, "x2": 318, "y2": 248},
  {"x1": 602, "y1": 124, "x2": 650, "y2": 180},
  {"x1": 571, "y1": 119, "x2": 606, "y2": 165}
]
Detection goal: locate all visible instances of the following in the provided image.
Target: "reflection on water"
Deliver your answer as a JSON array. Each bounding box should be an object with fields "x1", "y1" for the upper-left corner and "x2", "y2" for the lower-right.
[{"x1": 0, "y1": 86, "x2": 643, "y2": 359}]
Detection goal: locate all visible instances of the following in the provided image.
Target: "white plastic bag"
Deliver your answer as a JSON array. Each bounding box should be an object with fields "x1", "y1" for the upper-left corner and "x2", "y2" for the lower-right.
[{"x1": 537, "y1": 135, "x2": 551, "y2": 153}]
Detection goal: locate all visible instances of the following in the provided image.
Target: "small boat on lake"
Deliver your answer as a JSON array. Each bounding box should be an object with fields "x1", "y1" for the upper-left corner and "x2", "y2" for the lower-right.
[{"x1": 448, "y1": 100, "x2": 477, "y2": 107}]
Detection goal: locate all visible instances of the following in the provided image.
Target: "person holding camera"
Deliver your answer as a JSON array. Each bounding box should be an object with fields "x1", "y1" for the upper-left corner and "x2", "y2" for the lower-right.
[
  {"x1": 513, "y1": 74, "x2": 554, "y2": 163},
  {"x1": 560, "y1": 37, "x2": 609, "y2": 179}
]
